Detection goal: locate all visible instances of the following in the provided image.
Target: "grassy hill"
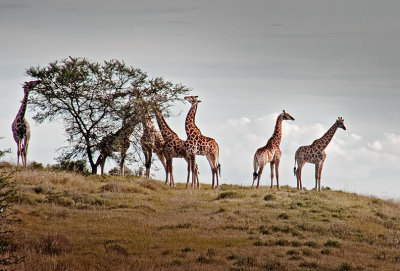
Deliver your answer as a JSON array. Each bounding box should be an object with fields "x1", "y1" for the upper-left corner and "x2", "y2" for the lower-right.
[{"x1": 4, "y1": 166, "x2": 400, "y2": 271}]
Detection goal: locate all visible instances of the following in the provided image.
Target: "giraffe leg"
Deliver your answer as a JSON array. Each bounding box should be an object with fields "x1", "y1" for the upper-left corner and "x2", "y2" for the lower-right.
[
  {"x1": 165, "y1": 158, "x2": 170, "y2": 185},
  {"x1": 318, "y1": 162, "x2": 324, "y2": 192},
  {"x1": 252, "y1": 165, "x2": 258, "y2": 188},
  {"x1": 185, "y1": 157, "x2": 190, "y2": 189},
  {"x1": 270, "y1": 162, "x2": 274, "y2": 189},
  {"x1": 256, "y1": 165, "x2": 265, "y2": 189},
  {"x1": 314, "y1": 163, "x2": 320, "y2": 191},
  {"x1": 190, "y1": 155, "x2": 197, "y2": 189},
  {"x1": 275, "y1": 160, "x2": 280, "y2": 190},
  {"x1": 169, "y1": 160, "x2": 174, "y2": 187},
  {"x1": 120, "y1": 154, "x2": 126, "y2": 177},
  {"x1": 214, "y1": 166, "x2": 219, "y2": 189},
  {"x1": 195, "y1": 164, "x2": 200, "y2": 189},
  {"x1": 22, "y1": 138, "x2": 29, "y2": 167},
  {"x1": 16, "y1": 140, "x2": 21, "y2": 166},
  {"x1": 296, "y1": 162, "x2": 304, "y2": 191},
  {"x1": 206, "y1": 153, "x2": 217, "y2": 189},
  {"x1": 142, "y1": 149, "x2": 150, "y2": 178},
  {"x1": 157, "y1": 152, "x2": 168, "y2": 181}
]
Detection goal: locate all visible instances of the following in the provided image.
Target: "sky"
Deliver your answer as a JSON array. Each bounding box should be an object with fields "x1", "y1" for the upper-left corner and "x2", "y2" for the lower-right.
[{"x1": 1, "y1": 0, "x2": 400, "y2": 198}]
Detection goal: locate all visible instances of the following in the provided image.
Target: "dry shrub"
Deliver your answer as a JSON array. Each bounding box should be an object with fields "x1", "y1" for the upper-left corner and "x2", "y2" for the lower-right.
[
  {"x1": 133, "y1": 204, "x2": 156, "y2": 213},
  {"x1": 104, "y1": 242, "x2": 129, "y2": 257},
  {"x1": 101, "y1": 181, "x2": 143, "y2": 194},
  {"x1": 216, "y1": 191, "x2": 241, "y2": 200},
  {"x1": 330, "y1": 221, "x2": 352, "y2": 239},
  {"x1": 387, "y1": 232, "x2": 400, "y2": 249},
  {"x1": 101, "y1": 181, "x2": 124, "y2": 193},
  {"x1": 37, "y1": 234, "x2": 71, "y2": 255},
  {"x1": 137, "y1": 180, "x2": 160, "y2": 191}
]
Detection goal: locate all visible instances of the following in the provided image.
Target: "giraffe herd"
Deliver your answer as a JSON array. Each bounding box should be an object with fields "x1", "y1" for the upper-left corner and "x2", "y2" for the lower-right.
[{"x1": 11, "y1": 81, "x2": 346, "y2": 191}]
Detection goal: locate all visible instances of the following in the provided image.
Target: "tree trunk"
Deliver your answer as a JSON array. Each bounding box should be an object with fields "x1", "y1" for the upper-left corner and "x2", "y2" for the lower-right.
[{"x1": 90, "y1": 164, "x2": 98, "y2": 175}]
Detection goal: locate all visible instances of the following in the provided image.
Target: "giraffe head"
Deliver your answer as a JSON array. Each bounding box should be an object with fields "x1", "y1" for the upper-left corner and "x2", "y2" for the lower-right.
[
  {"x1": 336, "y1": 117, "x2": 346, "y2": 130},
  {"x1": 281, "y1": 110, "x2": 295, "y2": 121},
  {"x1": 184, "y1": 96, "x2": 201, "y2": 105},
  {"x1": 23, "y1": 80, "x2": 41, "y2": 94}
]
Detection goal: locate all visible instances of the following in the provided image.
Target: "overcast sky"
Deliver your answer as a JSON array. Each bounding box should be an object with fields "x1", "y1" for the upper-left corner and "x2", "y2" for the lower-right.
[{"x1": 1, "y1": 0, "x2": 399, "y2": 198}]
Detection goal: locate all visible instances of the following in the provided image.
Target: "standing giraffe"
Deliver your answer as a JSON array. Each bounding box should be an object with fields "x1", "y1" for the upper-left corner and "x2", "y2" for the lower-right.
[
  {"x1": 294, "y1": 117, "x2": 346, "y2": 192},
  {"x1": 153, "y1": 108, "x2": 198, "y2": 186},
  {"x1": 96, "y1": 116, "x2": 139, "y2": 176},
  {"x1": 140, "y1": 111, "x2": 167, "y2": 178},
  {"x1": 184, "y1": 96, "x2": 220, "y2": 189},
  {"x1": 11, "y1": 80, "x2": 41, "y2": 167},
  {"x1": 252, "y1": 110, "x2": 295, "y2": 189}
]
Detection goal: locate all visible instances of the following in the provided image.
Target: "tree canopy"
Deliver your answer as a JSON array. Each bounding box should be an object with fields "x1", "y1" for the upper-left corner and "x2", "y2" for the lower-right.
[{"x1": 26, "y1": 57, "x2": 190, "y2": 174}]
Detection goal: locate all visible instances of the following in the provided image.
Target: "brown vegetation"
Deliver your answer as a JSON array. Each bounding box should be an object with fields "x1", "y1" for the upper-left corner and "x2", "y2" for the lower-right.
[{"x1": 4, "y1": 166, "x2": 400, "y2": 270}]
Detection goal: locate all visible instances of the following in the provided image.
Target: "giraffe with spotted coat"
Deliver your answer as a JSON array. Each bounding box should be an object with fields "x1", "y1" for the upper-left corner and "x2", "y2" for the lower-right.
[
  {"x1": 252, "y1": 110, "x2": 295, "y2": 189},
  {"x1": 11, "y1": 80, "x2": 41, "y2": 167},
  {"x1": 153, "y1": 108, "x2": 198, "y2": 186},
  {"x1": 294, "y1": 117, "x2": 346, "y2": 192},
  {"x1": 184, "y1": 96, "x2": 220, "y2": 189}
]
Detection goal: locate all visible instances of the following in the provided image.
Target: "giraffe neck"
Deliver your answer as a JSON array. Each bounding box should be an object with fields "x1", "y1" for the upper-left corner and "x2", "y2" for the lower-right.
[
  {"x1": 15, "y1": 87, "x2": 30, "y2": 123},
  {"x1": 314, "y1": 122, "x2": 339, "y2": 150},
  {"x1": 268, "y1": 115, "x2": 283, "y2": 146},
  {"x1": 120, "y1": 117, "x2": 138, "y2": 139},
  {"x1": 154, "y1": 111, "x2": 179, "y2": 141},
  {"x1": 185, "y1": 102, "x2": 202, "y2": 137},
  {"x1": 142, "y1": 113, "x2": 156, "y2": 134}
]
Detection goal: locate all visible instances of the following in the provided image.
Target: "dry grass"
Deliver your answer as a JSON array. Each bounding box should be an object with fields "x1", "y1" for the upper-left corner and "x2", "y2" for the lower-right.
[{"x1": 3, "y1": 166, "x2": 400, "y2": 270}]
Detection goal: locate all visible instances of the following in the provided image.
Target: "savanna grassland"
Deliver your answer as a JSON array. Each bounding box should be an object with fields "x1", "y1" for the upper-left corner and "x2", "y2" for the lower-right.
[{"x1": 3, "y1": 165, "x2": 400, "y2": 271}]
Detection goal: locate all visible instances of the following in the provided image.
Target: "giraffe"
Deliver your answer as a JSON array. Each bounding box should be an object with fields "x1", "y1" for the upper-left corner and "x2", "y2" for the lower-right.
[
  {"x1": 252, "y1": 110, "x2": 295, "y2": 189},
  {"x1": 294, "y1": 117, "x2": 346, "y2": 192},
  {"x1": 153, "y1": 108, "x2": 198, "y2": 186},
  {"x1": 184, "y1": 96, "x2": 220, "y2": 189},
  {"x1": 11, "y1": 80, "x2": 41, "y2": 167},
  {"x1": 96, "y1": 116, "x2": 139, "y2": 176},
  {"x1": 140, "y1": 111, "x2": 167, "y2": 179}
]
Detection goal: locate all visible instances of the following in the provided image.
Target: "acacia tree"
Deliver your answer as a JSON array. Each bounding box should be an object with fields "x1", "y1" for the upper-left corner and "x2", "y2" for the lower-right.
[{"x1": 26, "y1": 57, "x2": 190, "y2": 174}]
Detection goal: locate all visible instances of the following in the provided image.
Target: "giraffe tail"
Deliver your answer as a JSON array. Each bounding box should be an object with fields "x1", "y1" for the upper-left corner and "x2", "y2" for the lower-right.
[
  {"x1": 218, "y1": 163, "x2": 221, "y2": 177},
  {"x1": 293, "y1": 158, "x2": 297, "y2": 176}
]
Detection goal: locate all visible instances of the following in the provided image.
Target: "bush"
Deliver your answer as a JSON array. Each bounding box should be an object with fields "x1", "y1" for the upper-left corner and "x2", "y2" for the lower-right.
[
  {"x1": 216, "y1": 191, "x2": 240, "y2": 200},
  {"x1": 264, "y1": 194, "x2": 276, "y2": 201},
  {"x1": 37, "y1": 234, "x2": 71, "y2": 255},
  {"x1": 51, "y1": 159, "x2": 90, "y2": 175},
  {"x1": 29, "y1": 161, "x2": 44, "y2": 170},
  {"x1": 324, "y1": 240, "x2": 341, "y2": 248}
]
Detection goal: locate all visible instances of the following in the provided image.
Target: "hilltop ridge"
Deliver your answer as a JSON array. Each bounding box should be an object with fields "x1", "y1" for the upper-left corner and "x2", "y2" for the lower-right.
[{"x1": 5, "y1": 167, "x2": 400, "y2": 271}]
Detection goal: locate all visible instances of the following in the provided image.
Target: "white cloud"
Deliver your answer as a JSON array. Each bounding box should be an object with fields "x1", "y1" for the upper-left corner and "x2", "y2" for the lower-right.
[{"x1": 368, "y1": 140, "x2": 383, "y2": 151}]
